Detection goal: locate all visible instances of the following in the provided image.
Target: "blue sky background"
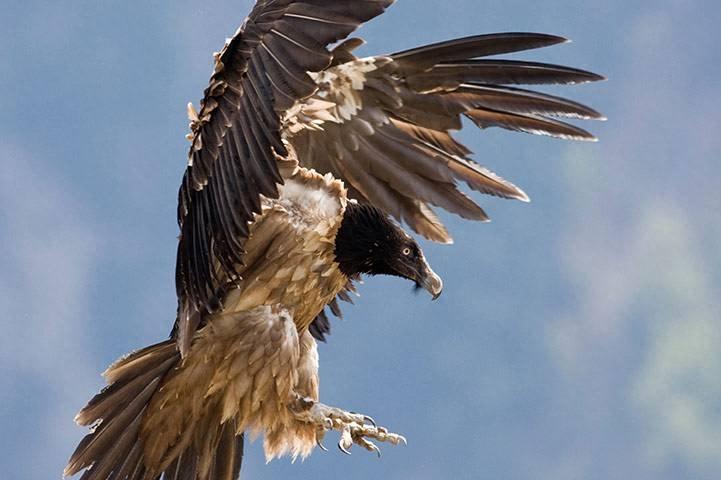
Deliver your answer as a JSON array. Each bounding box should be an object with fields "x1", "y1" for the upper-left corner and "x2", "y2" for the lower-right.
[{"x1": 2, "y1": 1, "x2": 720, "y2": 479}]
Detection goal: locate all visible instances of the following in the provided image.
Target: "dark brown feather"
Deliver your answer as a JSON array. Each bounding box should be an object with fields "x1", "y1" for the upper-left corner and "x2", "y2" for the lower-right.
[
  {"x1": 466, "y1": 107, "x2": 597, "y2": 141},
  {"x1": 455, "y1": 84, "x2": 605, "y2": 120},
  {"x1": 67, "y1": 379, "x2": 160, "y2": 477},
  {"x1": 291, "y1": 30, "x2": 602, "y2": 243},
  {"x1": 392, "y1": 32, "x2": 568, "y2": 70},
  {"x1": 407, "y1": 59, "x2": 605, "y2": 91},
  {"x1": 175, "y1": 0, "x2": 394, "y2": 351},
  {"x1": 66, "y1": 341, "x2": 179, "y2": 480}
]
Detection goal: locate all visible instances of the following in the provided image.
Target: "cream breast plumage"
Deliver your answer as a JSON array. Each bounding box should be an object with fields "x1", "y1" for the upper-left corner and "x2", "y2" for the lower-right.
[{"x1": 66, "y1": 1, "x2": 603, "y2": 479}]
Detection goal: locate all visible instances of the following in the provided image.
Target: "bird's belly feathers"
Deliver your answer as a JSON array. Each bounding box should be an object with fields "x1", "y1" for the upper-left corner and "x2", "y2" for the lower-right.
[
  {"x1": 223, "y1": 247, "x2": 347, "y2": 333},
  {"x1": 141, "y1": 306, "x2": 321, "y2": 467},
  {"x1": 139, "y1": 168, "x2": 350, "y2": 467},
  {"x1": 221, "y1": 167, "x2": 349, "y2": 333}
]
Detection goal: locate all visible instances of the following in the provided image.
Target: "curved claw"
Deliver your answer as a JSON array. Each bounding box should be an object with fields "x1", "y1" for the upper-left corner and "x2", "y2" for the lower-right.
[
  {"x1": 338, "y1": 427, "x2": 353, "y2": 455},
  {"x1": 317, "y1": 440, "x2": 328, "y2": 452},
  {"x1": 368, "y1": 442, "x2": 381, "y2": 458},
  {"x1": 399, "y1": 435, "x2": 408, "y2": 446},
  {"x1": 363, "y1": 415, "x2": 377, "y2": 427},
  {"x1": 338, "y1": 442, "x2": 352, "y2": 456}
]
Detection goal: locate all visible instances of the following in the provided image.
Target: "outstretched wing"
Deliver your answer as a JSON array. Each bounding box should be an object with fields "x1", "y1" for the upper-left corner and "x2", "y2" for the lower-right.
[
  {"x1": 301, "y1": 33, "x2": 603, "y2": 336},
  {"x1": 175, "y1": 0, "x2": 394, "y2": 353},
  {"x1": 290, "y1": 33, "x2": 605, "y2": 244}
]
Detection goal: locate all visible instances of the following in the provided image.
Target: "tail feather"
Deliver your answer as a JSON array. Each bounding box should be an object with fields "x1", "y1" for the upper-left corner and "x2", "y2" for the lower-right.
[
  {"x1": 66, "y1": 375, "x2": 162, "y2": 477},
  {"x1": 210, "y1": 422, "x2": 244, "y2": 480},
  {"x1": 163, "y1": 449, "x2": 197, "y2": 480},
  {"x1": 162, "y1": 422, "x2": 243, "y2": 480},
  {"x1": 65, "y1": 341, "x2": 245, "y2": 480},
  {"x1": 78, "y1": 408, "x2": 148, "y2": 480},
  {"x1": 108, "y1": 443, "x2": 144, "y2": 480},
  {"x1": 76, "y1": 353, "x2": 177, "y2": 427}
]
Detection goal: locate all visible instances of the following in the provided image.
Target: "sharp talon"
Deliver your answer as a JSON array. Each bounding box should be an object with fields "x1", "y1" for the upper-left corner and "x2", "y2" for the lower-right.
[
  {"x1": 291, "y1": 399, "x2": 404, "y2": 457},
  {"x1": 363, "y1": 415, "x2": 377, "y2": 427},
  {"x1": 370, "y1": 443, "x2": 381, "y2": 458}
]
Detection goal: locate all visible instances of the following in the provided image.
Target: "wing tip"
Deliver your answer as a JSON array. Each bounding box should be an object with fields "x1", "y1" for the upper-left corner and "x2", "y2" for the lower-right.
[
  {"x1": 513, "y1": 32, "x2": 569, "y2": 49},
  {"x1": 579, "y1": 133, "x2": 600, "y2": 143},
  {"x1": 515, "y1": 190, "x2": 531, "y2": 203}
]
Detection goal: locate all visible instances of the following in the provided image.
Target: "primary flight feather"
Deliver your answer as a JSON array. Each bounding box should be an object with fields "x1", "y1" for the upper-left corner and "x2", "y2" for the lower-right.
[{"x1": 66, "y1": 1, "x2": 603, "y2": 479}]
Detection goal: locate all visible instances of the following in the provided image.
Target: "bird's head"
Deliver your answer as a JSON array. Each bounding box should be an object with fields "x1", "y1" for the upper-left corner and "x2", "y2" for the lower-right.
[{"x1": 334, "y1": 202, "x2": 443, "y2": 299}]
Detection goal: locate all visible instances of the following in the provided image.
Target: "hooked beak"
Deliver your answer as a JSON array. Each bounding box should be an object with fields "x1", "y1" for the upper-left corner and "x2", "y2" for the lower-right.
[{"x1": 415, "y1": 259, "x2": 443, "y2": 300}]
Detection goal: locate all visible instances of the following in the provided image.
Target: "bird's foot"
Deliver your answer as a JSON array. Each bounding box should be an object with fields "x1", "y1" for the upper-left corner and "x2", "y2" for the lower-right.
[{"x1": 289, "y1": 396, "x2": 406, "y2": 456}]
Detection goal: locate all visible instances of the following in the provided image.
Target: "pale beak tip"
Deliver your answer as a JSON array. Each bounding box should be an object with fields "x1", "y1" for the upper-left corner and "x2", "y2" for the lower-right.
[{"x1": 427, "y1": 272, "x2": 443, "y2": 301}]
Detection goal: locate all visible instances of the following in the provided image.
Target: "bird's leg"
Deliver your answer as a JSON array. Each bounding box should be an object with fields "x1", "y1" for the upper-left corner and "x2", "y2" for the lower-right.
[{"x1": 289, "y1": 395, "x2": 406, "y2": 456}]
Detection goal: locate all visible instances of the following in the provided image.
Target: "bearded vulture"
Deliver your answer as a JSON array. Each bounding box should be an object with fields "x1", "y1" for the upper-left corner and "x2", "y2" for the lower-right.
[{"x1": 65, "y1": 1, "x2": 603, "y2": 479}]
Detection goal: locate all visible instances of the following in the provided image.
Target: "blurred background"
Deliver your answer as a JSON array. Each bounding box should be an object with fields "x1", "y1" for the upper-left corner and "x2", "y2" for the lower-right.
[{"x1": 2, "y1": 1, "x2": 720, "y2": 479}]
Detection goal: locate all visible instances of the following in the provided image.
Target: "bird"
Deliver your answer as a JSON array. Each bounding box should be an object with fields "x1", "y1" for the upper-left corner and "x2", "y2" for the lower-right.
[{"x1": 65, "y1": 1, "x2": 604, "y2": 479}]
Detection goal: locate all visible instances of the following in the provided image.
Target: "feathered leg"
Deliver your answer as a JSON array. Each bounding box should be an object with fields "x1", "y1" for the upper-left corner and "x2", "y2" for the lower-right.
[{"x1": 287, "y1": 332, "x2": 405, "y2": 457}]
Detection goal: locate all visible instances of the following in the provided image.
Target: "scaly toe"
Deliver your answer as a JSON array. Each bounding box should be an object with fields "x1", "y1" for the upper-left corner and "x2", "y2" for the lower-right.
[
  {"x1": 290, "y1": 398, "x2": 405, "y2": 456},
  {"x1": 353, "y1": 435, "x2": 381, "y2": 458}
]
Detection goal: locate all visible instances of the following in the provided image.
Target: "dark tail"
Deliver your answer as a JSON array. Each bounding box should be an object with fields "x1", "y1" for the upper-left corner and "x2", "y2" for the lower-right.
[{"x1": 65, "y1": 340, "x2": 244, "y2": 480}]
